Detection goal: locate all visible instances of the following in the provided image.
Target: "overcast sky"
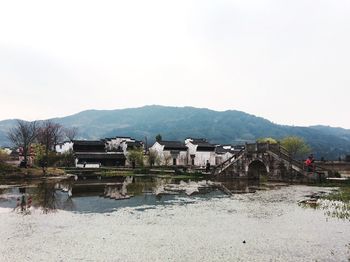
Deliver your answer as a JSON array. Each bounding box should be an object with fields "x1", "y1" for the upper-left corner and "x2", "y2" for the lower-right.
[{"x1": 0, "y1": 0, "x2": 349, "y2": 128}]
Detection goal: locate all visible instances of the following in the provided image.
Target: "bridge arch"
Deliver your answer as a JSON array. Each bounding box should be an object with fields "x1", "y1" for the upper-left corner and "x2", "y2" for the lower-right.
[{"x1": 247, "y1": 160, "x2": 268, "y2": 179}]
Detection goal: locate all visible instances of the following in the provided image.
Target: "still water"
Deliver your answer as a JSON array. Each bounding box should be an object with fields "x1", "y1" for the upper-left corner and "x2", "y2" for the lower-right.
[
  {"x1": 0, "y1": 176, "x2": 349, "y2": 261},
  {"x1": 0, "y1": 176, "x2": 232, "y2": 213}
]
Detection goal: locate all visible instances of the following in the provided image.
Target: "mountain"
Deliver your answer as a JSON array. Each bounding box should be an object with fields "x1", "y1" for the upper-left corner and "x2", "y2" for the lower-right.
[{"x1": 1, "y1": 105, "x2": 350, "y2": 160}]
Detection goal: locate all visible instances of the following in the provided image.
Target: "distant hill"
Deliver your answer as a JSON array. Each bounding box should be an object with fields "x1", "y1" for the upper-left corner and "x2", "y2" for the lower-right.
[{"x1": 1, "y1": 105, "x2": 350, "y2": 160}]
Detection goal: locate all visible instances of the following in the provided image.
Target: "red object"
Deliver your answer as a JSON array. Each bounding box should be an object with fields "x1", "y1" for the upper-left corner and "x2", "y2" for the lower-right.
[
  {"x1": 27, "y1": 196, "x2": 32, "y2": 208},
  {"x1": 305, "y1": 159, "x2": 312, "y2": 166}
]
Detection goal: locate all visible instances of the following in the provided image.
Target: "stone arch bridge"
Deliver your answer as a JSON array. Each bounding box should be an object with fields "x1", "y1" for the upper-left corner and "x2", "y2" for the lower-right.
[{"x1": 213, "y1": 142, "x2": 329, "y2": 180}]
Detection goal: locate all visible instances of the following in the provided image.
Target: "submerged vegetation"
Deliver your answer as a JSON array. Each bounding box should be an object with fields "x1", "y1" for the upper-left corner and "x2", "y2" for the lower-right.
[
  {"x1": 322, "y1": 183, "x2": 350, "y2": 203},
  {"x1": 301, "y1": 182, "x2": 350, "y2": 221}
]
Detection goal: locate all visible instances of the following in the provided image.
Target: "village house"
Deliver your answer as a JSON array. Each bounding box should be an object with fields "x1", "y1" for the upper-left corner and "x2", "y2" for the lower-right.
[
  {"x1": 215, "y1": 145, "x2": 235, "y2": 165},
  {"x1": 1, "y1": 147, "x2": 12, "y2": 155},
  {"x1": 185, "y1": 138, "x2": 216, "y2": 167},
  {"x1": 105, "y1": 137, "x2": 143, "y2": 154},
  {"x1": 150, "y1": 140, "x2": 188, "y2": 166},
  {"x1": 73, "y1": 140, "x2": 126, "y2": 168},
  {"x1": 55, "y1": 141, "x2": 73, "y2": 154},
  {"x1": 104, "y1": 136, "x2": 144, "y2": 166},
  {"x1": 215, "y1": 144, "x2": 245, "y2": 165}
]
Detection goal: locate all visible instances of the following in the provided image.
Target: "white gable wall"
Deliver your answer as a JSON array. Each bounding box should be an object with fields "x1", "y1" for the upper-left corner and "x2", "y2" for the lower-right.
[
  {"x1": 194, "y1": 151, "x2": 216, "y2": 167},
  {"x1": 55, "y1": 142, "x2": 73, "y2": 154},
  {"x1": 106, "y1": 137, "x2": 135, "y2": 153},
  {"x1": 150, "y1": 142, "x2": 187, "y2": 166},
  {"x1": 215, "y1": 152, "x2": 234, "y2": 165},
  {"x1": 185, "y1": 141, "x2": 216, "y2": 167}
]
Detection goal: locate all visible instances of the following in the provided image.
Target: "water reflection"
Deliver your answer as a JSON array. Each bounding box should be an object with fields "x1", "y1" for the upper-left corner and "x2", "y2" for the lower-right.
[
  {"x1": 0, "y1": 176, "x2": 289, "y2": 214},
  {"x1": 33, "y1": 182, "x2": 60, "y2": 213}
]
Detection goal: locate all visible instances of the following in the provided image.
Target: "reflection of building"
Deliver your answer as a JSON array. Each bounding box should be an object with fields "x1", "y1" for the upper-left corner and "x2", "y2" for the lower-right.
[
  {"x1": 185, "y1": 138, "x2": 216, "y2": 167},
  {"x1": 73, "y1": 140, "x2": 126, "y2": 168},
  {"x1": 150, "y1": 141, "x2": 188, "y2": 166}
]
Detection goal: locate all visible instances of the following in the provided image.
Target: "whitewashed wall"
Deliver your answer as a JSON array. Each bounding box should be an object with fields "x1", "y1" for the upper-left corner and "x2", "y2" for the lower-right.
[
  {"x1": 185, "y1": 141, "x2": 216, "y2": 167},
  {"x1": 193, "y1": 151, "x2": 216, "y2": 167},
  {"x1": 215, "y1": 152, "x2": 234, "y2": 165},
  {"x1": 150, "y1": 142, "x2": 187, "y2": 166},
  {"x1": 106, "y1": 137, "x2": 135, "y2": 153},
  {"x1": 55, "y1": 142, "x2": 73, "y2": 154}
]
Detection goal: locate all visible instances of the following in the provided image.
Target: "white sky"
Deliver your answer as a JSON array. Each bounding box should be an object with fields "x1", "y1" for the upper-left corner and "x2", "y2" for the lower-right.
[{"x1": 0, "y1": 0, "x2": 349, "y2": 128}]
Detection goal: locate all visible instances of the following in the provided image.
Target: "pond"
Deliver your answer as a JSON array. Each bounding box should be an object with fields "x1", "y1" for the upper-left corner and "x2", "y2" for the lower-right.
[
  {"x1": 0, "y1": 176, "x2": 349, "y2": 261},
  {"x1": 0, "y1": 176, "x2": 236, "y2": 213}
]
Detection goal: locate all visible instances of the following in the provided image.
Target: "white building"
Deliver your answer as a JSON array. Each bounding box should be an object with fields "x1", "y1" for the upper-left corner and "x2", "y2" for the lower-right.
[
  {"x1": 55, "y1": 141, "x2": 74, "y2": 154},
  {"x1": 215, "y1": 144, "x2": 246, "y2": 165},
  {"x1": 0, "y1": 147, "x2": 12, "y2": 155},
  {"x1": 215, "y1": 145, "x2": 235, "y2": 165},
  {"x1": 105, "y1": 137, "x2": 144, "y2": 166},
  {"x1": 185, "y1": 138, "x2": 216, "y2": 167},
  {"x1": 105, "y1": 137, "x2": 143, "y2": 153},
  {"x1": 150, "y1": 141, "x2": 188, "y2": 166}
]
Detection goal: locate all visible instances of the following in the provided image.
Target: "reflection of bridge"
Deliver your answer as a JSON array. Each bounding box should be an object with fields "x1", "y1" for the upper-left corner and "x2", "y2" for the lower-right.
[{"x1": 213, "y1": 142, "x2": 329, "y2": 179}]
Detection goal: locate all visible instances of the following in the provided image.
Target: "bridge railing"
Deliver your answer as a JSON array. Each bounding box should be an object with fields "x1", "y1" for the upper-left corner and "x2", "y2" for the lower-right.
[
  {"x1": 213, "y1": 148, "x2": 245, "y2": 174},
  {"x1": 246, "y1": 143, "x2": 257, "y2": 152},
  {"x1": 245, "y1": 142, "x2": 279, "y2": 153},
  {"x1": 268, "y1": 145, "x2": 304, "y2": 169},
  {"x1": 269, "y1": 145, "x2": 330, "y2": 174}
]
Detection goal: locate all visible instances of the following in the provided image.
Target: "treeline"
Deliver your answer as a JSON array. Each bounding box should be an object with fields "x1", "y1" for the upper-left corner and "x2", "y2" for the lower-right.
[
  {"x1": 257, "y1": 137, "x2": 311, "y2": 160},
  {"x1": 7, "y1": 120, "x2": 78, "y2": 169}
]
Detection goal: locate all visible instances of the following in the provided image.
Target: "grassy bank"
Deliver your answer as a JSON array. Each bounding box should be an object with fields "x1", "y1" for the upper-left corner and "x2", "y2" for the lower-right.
[
  {"x1": 0, "y1": 162, "x2": 21, "y2": 176},
  {"x1": 62, "y1": 167, "x2": 206, "y2": 179},
  {"x1": 0, "y1": 163, "x2": 66, "y2": 178}
]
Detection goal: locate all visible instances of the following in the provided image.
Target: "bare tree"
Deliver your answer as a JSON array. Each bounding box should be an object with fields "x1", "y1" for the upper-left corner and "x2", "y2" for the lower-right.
[
  {"x1": 127, "y1": 148, "x2": 144, "y2": 168},
  {"x1": 64, "y1": 127, "x2": 79, "y2": 141},
  {"x1": 37, "y1": 121, "x2": 64, "y2": 166},
  {"x1": 7, "y1": 120, "x2": 39, "y2": 166},
  {"x1": 164, "y1": 154, "x2": 172, "y2": 166},
  {"x1": 147, "y1": 149, "x2": 159, "y2": 167}
]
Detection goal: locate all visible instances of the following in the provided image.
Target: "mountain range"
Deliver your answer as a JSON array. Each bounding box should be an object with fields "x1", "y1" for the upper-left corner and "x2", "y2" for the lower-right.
[{"x1": 1, "y1": 105, "x2": 350, "y2": 160}]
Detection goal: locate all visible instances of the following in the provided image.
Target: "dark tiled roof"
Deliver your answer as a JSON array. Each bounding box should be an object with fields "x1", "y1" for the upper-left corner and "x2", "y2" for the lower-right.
[
  {"x1": 158, "y1": 141, "x2": 187, "y2": 151},
  {"x1": 126, "y1": 141, "x2": 143, "y2": 147},
  {"x1": 188, "y1": 138, "x2": 216, "y2": 151},
  {"x1": 56, "y1": 140, "x2": 72, "y2": 145},
  {"x1": 215, "y1": 146, "x2": 232, "y2": 154},
  {"x1": 105, "y1": 136, "x2": 132, "y2": 140},
  {"x1": 73, "y1": 140, "x2": 105, "y2": 146},
  {"x1": 216, "y1": 145, "x2": 245, "y2": 154},
  {"x1": 75, "y1": 153, "x2": 126, "y2": 159},
  {"x1": 187, "y1": 138, "x2": 207, "y2": 143}
]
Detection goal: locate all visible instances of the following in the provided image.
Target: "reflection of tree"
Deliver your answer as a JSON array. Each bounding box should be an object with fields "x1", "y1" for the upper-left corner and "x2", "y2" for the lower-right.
[
  {"x1": 62, "y1": 197, "x2": 75, "y2": 211},
  {"x1": 34, "y1": 182, "x2": 59, "y2": 213},
  {"x1": 126, "y1": 182, "x2": 144, "y2": 196}
]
